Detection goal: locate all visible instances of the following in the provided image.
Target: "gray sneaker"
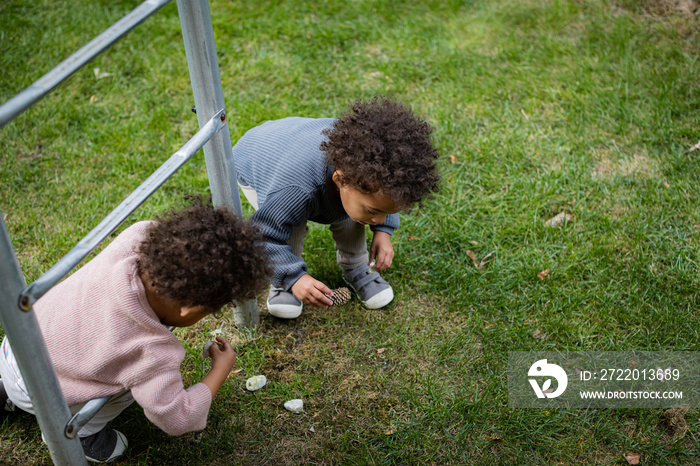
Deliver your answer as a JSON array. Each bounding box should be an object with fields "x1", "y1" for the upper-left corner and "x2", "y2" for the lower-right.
[
  {"x1": 42, "y1": 425, "x2": 128, "y2": 463},
  {"x1": 81, "y1": 426, "x2": 128, "y2": 463},
  {"x1": 343, "y1": 264, "x2": 394, "y2": 309},
  {"x1": 267, "y1": 286, "x2": 303, "y2": 319}
]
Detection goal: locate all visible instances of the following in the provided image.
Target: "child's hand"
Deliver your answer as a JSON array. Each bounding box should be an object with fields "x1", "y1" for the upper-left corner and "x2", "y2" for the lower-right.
[
  {"x1": 369, "y1": 231, "x2": 394, "y2": 271},
  {"x1": 201, "y1": 337, "x2": 236, "y2": 398},
  {"x1": 291, "y1": 274, "x2": 334, "y2": 308},
  {"x1": 209, "y1": 336, "x2": 236, "y2": 372}
]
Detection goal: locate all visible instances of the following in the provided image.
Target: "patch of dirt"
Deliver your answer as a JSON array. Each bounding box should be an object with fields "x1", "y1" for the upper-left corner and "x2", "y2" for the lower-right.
[
  {"x1": 226, "y1": 293, "x2": 483, "y2": 464},
  {"x1": 592, "y1": 152, "x2": 661, "y2": 180},
  {"x1": 256, "y1": 437, "x2": 327, "y2": 466},
  {"x1": 642, "y1": 0, "x2": 698, "y2": 17},
  {"x1": 169, "y1": 289, "x2": 488, "y2": 464},
  {"x1": 613, "y1": 0, "x2": 699, "y2": 17},
  {"x1": 658, "y1": 407, "x2": 689, "y2": 442},
  {"x1": 612, "y1": 0, "x2": 699, "y2": 42}
]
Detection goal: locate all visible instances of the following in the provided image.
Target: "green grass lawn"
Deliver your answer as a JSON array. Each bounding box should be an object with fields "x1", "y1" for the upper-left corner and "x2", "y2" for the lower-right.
[{"x1": 2, "y1": 0, "x2": 700, "y2": 464}]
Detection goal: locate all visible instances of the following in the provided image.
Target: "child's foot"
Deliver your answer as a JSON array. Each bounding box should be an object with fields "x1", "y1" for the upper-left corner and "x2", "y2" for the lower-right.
[
  {"x1": 343, "y1": 264, "x2": 394, "y2": 309},
  {"x1": 80, "y1": 426, "x2": 128, "y2": 463},
  {"x1": 266, "y1": 286, "x2": 303, "y2": 319}
]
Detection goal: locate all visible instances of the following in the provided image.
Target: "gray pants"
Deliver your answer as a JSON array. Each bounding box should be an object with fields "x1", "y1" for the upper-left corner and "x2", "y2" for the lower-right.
[{"x1": 238, "y1": 183, "x2": 368, "y2": 270}]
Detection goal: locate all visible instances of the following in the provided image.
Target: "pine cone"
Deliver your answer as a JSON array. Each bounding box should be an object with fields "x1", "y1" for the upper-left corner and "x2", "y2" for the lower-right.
[{"x1": 329, "y1": 287, "x2": 351, "y2": 306}]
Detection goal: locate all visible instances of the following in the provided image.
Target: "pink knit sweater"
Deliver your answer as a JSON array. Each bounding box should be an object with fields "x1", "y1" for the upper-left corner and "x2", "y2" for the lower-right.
[{"x1": 32, "y1": 221, "x2": 212, "y2": 436}]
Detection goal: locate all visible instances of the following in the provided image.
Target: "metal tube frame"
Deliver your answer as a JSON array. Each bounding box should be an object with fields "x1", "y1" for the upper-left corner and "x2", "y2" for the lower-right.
[
  {"x1": 0, "y1": 217, "x2": 87, "y2": 465},
  {"x1": 1, "y1": 108, "x2": 225, "y2": 465},
  {"x1": 21, "y1": 109, "x2": 227, "y2": 308},
  {"x1": 176, "y1": 0, "x2": 259, "y2": 326},
  {"x1": 64, "y1": 396, "x2": 112, "y2": 439},
  {"x1": 0, "y1": 0, "x2": 172, "y2": 129},
  {"x1": 1, "y1": 0, "x2": 259, "y2": 463}
]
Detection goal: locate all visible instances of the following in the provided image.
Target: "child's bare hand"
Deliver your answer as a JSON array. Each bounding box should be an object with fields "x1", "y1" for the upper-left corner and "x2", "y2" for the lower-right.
[
  {"x1": 291, "y1": 274, "x2": 333, "y2": 308},
  {"x1": 209, "y1": 336, "x2": 236, "y2": 372},
  {"x1": 201, "y1": 337, "x2": 236, "y2": 397},
  {"x1": 369, "y1": 231, "x2": 394, "y2": 271}
]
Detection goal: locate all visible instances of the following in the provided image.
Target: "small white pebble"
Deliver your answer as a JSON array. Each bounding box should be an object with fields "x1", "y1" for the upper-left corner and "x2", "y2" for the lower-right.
[
  {"x1": 202, "y1": 341, "x2": 214, "y2": 358},
  {"x1": 246, "y1": 375, "x2": 267, "y2": 391},
  {"x1": 544, "y1": 212, "x2": 573, "y2": 228},
  {"x1": 284, "y1": 399, "x2": 303, "y2": 413}
]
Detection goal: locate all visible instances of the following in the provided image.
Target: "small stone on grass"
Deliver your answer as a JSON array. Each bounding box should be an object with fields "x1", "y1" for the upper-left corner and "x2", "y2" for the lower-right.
[
  {"x1": 246, "y1": 375, "x2": 267, "y2": 391},
  {"x1": 284, "y1": 399, "x2": 303, "y2": 413}
]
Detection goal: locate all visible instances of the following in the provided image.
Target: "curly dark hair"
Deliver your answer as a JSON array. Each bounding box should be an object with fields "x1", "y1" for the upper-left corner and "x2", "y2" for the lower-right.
[
  {"x1": 137, "y1": 197, "x2": 270, "y2": 310},
  {"x1": 321, "y1": 97, "x2": 440, "y2": 209}
]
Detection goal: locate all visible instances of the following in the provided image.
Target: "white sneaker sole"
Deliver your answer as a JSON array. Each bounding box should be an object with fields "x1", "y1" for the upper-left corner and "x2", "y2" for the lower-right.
[
  {"x1": 266, "y1": 299, "x2": 303, "y2": 319},
  {"x1": 360, "y1": 287, "x2": 394, "y2": 309}
]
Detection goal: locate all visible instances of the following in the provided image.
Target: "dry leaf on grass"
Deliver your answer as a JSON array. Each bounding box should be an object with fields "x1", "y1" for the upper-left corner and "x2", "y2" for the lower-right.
[
  {"x1": 545, "y1": 212, "x2": 573, "y2": 228},
  {"x1": 624, "y1": 451, "x2": 640, "y2": 465},
  {"x1": 93, "y1": 68, "x2": 112, "y2": 79},
  {"x1": 377, "y1": 348, "x2": 386, "y2": 354},
  {"x1": 449, "y1": 155, "x2": 457, "y2": 163},
  {"x1": 532, "y1": 329, "x2": 545, "y2": 340},
  {"x1": 479, "y1": 251, "x2": 495, "y2": 268},
  {"x1": 466, "y1": 250, "x2": 479, "y2": 268},
  {"x1": 385, "y1": 429, "x2": 394, "y2": 435},
  {"x1": 690, "y1": 140, "x2": 700, "y2": 152},
  {"x1": 537, "y1": 269, "x2": 550, "y2": 280},
  {"x1": 466, "y1": 250, "x2": 495, "y2": 271}
]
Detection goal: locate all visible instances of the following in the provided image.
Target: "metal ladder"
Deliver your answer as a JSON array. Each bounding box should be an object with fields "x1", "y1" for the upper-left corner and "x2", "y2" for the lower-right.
[{"x1": 0, "y1": 1, "x2": 258, "y2": 463}]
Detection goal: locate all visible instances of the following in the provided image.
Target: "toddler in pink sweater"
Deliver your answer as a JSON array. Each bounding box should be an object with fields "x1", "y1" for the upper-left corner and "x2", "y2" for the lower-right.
[{"x1": 0, "y1": 198, "x2": 269, "y2": 463}]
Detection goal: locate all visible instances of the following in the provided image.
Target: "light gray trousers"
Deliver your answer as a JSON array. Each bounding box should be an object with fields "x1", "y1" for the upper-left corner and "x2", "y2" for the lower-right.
[{"x1": 238, "y1": 183, "x2": 369, "y2": 271}]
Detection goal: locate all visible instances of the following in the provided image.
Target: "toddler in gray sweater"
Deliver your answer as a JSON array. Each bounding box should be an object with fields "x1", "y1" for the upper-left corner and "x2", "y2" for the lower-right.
[{"x1": 232, "y1": 97, "x2": 440, "y2": 318}]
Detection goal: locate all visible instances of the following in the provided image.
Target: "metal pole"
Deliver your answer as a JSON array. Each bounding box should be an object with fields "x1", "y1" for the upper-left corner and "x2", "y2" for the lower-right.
[
  {"x1": 0, "y1": 216, "x2": 87, "y2": 465},
  {"x1": 21, "y1": 109, "x2": 227, "y2": 307},
  {"x1": 0, "y1": 0, "x2": 171, "y2": 129},
  {"x1": 176, "y1": 0, "x2": 259, "y2": 326}
]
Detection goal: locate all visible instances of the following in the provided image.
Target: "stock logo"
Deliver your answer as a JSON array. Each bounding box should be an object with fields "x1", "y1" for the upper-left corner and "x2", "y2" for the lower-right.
[{"x1": 528, "y1": 359, "x2": 568, "y2": 399}]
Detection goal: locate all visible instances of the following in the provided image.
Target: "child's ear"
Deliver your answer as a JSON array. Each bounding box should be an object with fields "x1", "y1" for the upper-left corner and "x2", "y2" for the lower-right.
[
  {"x1": 180, "y1": 305, "x2": 208, "y2": 318},
  {"x1": 332, "y1": 170, "x2": 345, "y2": 185}
]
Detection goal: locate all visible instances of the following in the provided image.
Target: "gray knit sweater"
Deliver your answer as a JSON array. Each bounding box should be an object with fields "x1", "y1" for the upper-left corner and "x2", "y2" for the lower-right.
[{"x1": 232, "y1": 117, "x2": 400, "y2": 290}]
